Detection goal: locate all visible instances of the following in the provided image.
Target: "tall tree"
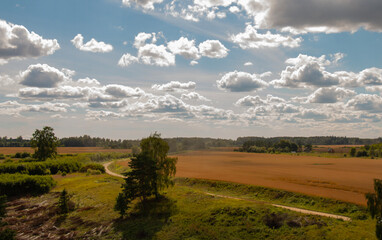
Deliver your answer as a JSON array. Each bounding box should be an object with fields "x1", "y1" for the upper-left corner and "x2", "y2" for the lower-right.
[
  {"x1": 30, "y1": 126, "x2": 59, "y2": 161},
  {"x1": 366, "y1": 179, "x2": 382, "y2": 240},
  {"x1": 115, "y1": 133, "x2": 177, "y2": 217}
]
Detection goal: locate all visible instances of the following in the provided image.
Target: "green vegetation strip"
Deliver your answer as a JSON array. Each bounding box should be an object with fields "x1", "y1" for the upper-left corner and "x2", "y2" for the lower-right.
[
  {"x1": 176, "y1": 178, "x2": 368, "y2": 220},
  {"x1": 0, "y1": 173, "x2": 55, "y2": 196},
  {"x1": 0, "y1": 159, "x2": 104, "y2": 175}
]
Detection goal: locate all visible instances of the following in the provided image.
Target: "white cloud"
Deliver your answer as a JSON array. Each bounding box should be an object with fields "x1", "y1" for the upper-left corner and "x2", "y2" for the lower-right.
[
  {"x1": 138, "y1": 44, "x2": 175, "y2": 67},
  {"x1": 217, "y1": 70, "x2": 268, "y2": 92},
  {"x1": 133, "y1": 32, "x2": 154, "y2": 48},
  {"x1": 122, "y1": 0, "x2": 163, "y2": 10},
  {"x1": 0, "y1": 75, "x2": 15, "y2": 87},
  {"x1": 271, "y1": 54, "x2": 341, "y2": 88},
  {"x1": 167, "y1": 37, "x2": 200, "y2": 59},
  {"x1": 181, "y1": 92, "x2": 211, "y2": 101},
  {"x1": 346, "y1": 94, "x2": 382, "y2": 113},
  {"x1": 252, "y1": 0, "x2": 382, "y2": 33},
  {"x1": 194, "y1": 0, "x2": 235, "y2": 7},
  {"x1": 0, "y1": 19, "x2": 60, "y2": 63},
  {"x1": 244, "y1": 62, "x2": 253, "y2": 66},
  {"x1": 190, "y1": 60, "x2": 199, "y2": 66},
  {"x1": 236, "y1": 94, "x2": 286, "y2": 107},
  {"x1": 229, "y1": 6, "x2": 241, "y2": 13},
  {"x1": 105, "y1": 84, "x2": 145, "y2": 98},
  {"x1": 152, "y1": 81, "x2": 196, "y2": 92},
  {"x1": 118, "y1": 53, "x2": 139, "y2": 67},
  {"x1": 0, "y1": 101, "x2": 69, "y2": 117},
  {"x1": 231, "y1": 25, "x2": 302, "y2": 49},
  {"x1": 199, "y1": 40, "x2": 229, "y2": 58},
  {"x1": 19, "y1": 64, "x2": 70, "y2": 88},
  {"x1": 71, "y1": 34, "x2": 113, "y2": 53},
  {"x1": 294, "y1": 87, "x2": 356, "y2": 104}
]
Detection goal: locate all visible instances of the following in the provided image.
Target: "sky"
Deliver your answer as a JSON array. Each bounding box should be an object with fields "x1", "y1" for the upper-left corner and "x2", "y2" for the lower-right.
[{"x1": 0, "y1": 0, "x2": 382, "y2": 139}]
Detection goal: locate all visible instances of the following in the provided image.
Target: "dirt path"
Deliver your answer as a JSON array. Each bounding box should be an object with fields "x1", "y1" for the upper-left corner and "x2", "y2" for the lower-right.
[
  {"x1": 103, "y1": 161, "x2": 126, "y2": 178},
  {"x1": 205, "y1": 193, "x2": 351, "y2": 221},
  {"x1": 103, "y1": 161, "x2": 351, "y2": 221}
]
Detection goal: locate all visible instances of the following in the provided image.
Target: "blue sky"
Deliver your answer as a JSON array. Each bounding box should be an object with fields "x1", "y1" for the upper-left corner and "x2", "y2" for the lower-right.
[{"x1": 0, "y1": 0, "x2": 382, "y2": 139}]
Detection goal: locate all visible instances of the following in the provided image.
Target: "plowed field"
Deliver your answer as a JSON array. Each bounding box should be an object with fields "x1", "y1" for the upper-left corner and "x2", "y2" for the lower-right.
[{"x1": 175, "y1": 150, "x2": 381, "y2": 205}]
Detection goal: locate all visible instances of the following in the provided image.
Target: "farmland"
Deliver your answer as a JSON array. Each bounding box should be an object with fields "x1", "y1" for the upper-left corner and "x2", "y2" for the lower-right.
[{"x1": 172, "y1": 149, "x2": 379, "y2": 205}]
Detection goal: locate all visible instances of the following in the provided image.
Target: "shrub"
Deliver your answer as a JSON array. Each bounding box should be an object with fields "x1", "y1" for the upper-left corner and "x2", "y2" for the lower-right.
[
  {"x1": 80, "y1": 163, "x2": 105, "y2": 173},
  {"x1": 0, "y1": 154, "x2": 5, "y2": 160},
  {"x1": 0, "y1": 174, "x2": 55, "y2": 196},
  {"x1": 0, "y1": 159, "x2": 82, "y2": 175}
]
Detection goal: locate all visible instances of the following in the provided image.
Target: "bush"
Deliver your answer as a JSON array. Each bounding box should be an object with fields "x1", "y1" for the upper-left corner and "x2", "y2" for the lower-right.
[
  {"x1": 89, "y1": 152, "x2": 131, "y2": 162},
  {"x1": 0, "y1": 154, "x2": 5, "y2": 160},
  {"x1": 80, "y1": 163, "x2": 105, "y2": 173},
  {"x1": 0, "y1": 174, "x2": 55, "y2": 196},
  {"x1": 0, "y1": 159, "x2": 83, "y2": 175}
]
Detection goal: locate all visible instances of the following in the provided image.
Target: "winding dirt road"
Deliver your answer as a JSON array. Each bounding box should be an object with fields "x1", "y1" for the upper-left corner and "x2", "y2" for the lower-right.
[{"x1": 103, "y1": 161, "x2": 351, "y2": 221}]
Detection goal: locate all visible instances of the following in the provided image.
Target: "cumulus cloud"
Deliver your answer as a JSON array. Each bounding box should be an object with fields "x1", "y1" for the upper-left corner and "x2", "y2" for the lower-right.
[
  {"x1": 236, "y1": 94, "x2": 286, "y2": 107},
  {"x1": 122, "y1": 0, "x2": 163, "y2": 10},
  {"x1": 167, "y1": 37, "x2": 200, "y2": 59},
  {"x1": 152, "y1": 81, "x2": 196, "y2": 92},
  {"x1": 105, "y1": 84, "x2": 145, "y2": 98},
  {"x1": 71, "y1": 34, "x2": 113, "y2": 53},
  {"x1": 346, "y1": 94, "x2": 382, "y2": 113},
  {"x1": 217, "y1": 70, "x2": 268, "y2": 92},
  {"x1": 19, "y1": 64, "x2": 70, "y2": 88},
  {"x1": 244, "y1": 62, "x2": 253, "y2": 66},
  {"x1": 231, "y1": 25, "x2": 302, "y2": 49},
  {"x1": 294, "y1": 87, "x2": 356, "y2": 103},
  {"x1": 0, "y1": 101, "x2": 69, "y2": 117},
  {"x1": 251, "y1": 0, "x2": 382, "y2": 33},
  {"x1": 0, "y1": 75, "x2": 15, "y2": 87},
  {"x1": 194, "y1": 0, "x2": 235, "y2": 7},
  {"x1": 138, "y1": 44, "x2": 175, "y2": 67},
  {"x1": 134, "y1": 32, "x2": 155, "y2": 48},
  {"x1": 0, "y1": 19, "x2": 60, "y2": 63},
  {"x1": 181, "y1": 92, "x2": 211, "y2": 101},
  {"x1": 271, "y1": 54, "x2": 341, "y2": 88},
  {"x1": 118, "y1": 53, "x2": 139, "y2": 67},
  {"x1": 199, "y1": 40, "x2": 228, "y2": 58}
]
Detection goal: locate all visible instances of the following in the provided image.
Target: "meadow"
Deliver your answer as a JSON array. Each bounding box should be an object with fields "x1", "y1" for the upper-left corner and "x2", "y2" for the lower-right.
[{"x1": 0, "y1": 146, "x2": 380, "y2": 239}]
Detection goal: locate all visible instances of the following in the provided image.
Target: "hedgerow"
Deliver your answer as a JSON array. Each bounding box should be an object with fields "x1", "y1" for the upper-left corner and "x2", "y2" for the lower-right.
[
  {"x1": 0, "y1": 174, "x2": 55, "y2": 196},
  {"x1": 0, "y1": 159, "x2": 82, "y2": 175}
]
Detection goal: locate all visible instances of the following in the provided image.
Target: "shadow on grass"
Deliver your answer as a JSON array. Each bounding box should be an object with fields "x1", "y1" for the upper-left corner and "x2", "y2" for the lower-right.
[{"x1": 114, "y1": 195, "x2": 177, "y2": 240}]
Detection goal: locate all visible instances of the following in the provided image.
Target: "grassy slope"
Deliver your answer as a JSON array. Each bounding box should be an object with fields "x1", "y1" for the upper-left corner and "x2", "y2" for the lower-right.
[{"x1": 9, "y1": 173, "x2": 375, "y2": 240}]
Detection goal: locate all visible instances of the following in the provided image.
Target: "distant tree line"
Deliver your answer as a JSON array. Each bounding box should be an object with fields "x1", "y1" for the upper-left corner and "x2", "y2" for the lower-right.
[
  {"x1": 0, "y1": 136, "x2": 30, "y2": 147},
  {"x1": 350, "y1": 143, "x2": 382, "y2": 158},
  {"x1": 236, "y1": 139, "x2": 312, "y2": 153},
  {"x1": 2, "y1": 135, "x2": 382, "y2": 152},
  {"x1": 237, "y1": 136, "x2": 382, "y2": 146}
]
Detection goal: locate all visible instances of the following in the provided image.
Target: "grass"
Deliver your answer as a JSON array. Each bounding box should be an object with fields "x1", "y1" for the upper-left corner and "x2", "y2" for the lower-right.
[
  {"x1": 107, "y1": 160, "x2": 131, "y2": 175},
  {"x1": 6, "y1": 173, "x2": 376, "y2": 239}
]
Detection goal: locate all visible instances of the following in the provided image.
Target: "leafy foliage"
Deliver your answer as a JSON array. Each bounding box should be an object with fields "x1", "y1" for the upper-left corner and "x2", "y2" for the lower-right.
[
  {"x1": 58, "y1": 189, "x2": 70, "y2": 214},
  {"x1": 366, "y1": 179, "x2": 382, "y2": 239},
  {"x1": 115, "y1": 133, "x2": 177, "y2": 217},
  {"x1": 0, "y1": 174, "x2": 55, "y2": 196},
  {"x1": 30, "y1": 126, "x2": 60, "y2": 161},
  {"x1": 0, "y1": 159, "x2": 83, "y2": 175}
]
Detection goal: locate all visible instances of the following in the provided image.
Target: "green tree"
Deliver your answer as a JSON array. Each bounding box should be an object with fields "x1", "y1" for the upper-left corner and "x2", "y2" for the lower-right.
[
  {"x1": 30, "y1": 126, "x2": 60, "y2": 161},
  {"x1": 115, "y1": 133, "x2": 177, "y2": 217},
  {"x1": 58, "y1": 189, "x2": 70, "y2": 214},
  {"x1": 350, "y1": 147, "x2": 356, "y2": 157},
  {"x1": 366, "y1": 179, "x2": 382, "y2": 239}
]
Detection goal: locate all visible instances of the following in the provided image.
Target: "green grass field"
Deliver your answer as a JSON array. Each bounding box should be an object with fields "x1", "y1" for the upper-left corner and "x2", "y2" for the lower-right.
[{"x1": 6, "y1": 173, "x2": 376, "y2": 239}]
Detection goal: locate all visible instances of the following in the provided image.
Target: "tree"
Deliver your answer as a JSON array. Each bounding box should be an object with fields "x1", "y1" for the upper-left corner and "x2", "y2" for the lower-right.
[
  {"x1": 350, "y1": 147, "x2": 356, "y2": 157},
  {"x1": 115, "y1": 133, "x2": 177, "y2": 217},
  {"x1": 58, "y1": 189, "x2": 70, "y2": 214},
  {"x1": 366, "y1": 179, "x2": 382, "y2": 239},
  {"x1": 30, "y1": 126, "x2": 60, "y2": 161}
]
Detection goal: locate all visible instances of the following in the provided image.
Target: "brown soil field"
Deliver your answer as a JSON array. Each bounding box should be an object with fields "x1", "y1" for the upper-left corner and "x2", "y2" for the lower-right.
[
  {"x1": 0, "y1": 147, "x2": 131, "y2": 154},
  {"x1": 174, "y1": 150, "x2": 381, "y2": 205}
]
